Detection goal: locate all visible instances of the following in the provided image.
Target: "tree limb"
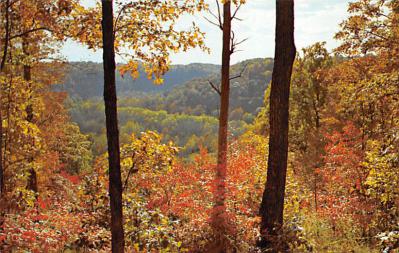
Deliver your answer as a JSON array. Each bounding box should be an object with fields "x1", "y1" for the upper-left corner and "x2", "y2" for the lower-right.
[
  {"x1": 216, "y1": 0, "x2": 223, "y2": 28},
  {"x1": 204, "y1": 16, "x2": 223, "y2": 30},
  {"x1": 8, "y1": 27, "x2": 54, "y2": 40},
  {"x1": 229, "y1": 62, "x2": 248, "y2": 81},
  {"x1": 231, "y1": 3, "x2": 242, "y2": 21},
  {"x1": 123, "y1": 153, "x2": 138, "y2": 191},
  {"x1": 204, "y1": 0, "x2": 223, "y2": 30},
  {"x1": 208, "y1": 80, "x2": 221, "y2": 96}
]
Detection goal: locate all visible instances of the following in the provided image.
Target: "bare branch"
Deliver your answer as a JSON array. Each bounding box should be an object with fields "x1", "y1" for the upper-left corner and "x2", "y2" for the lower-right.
[
  {"x1": 235, "y1": 37, "x2": 248, "y2": 47},
  {"x1": 230, "y1": 30, "x2": 236, "y2": 53},
  {"x1": 204, "y1": 16, "x2": 223, "y2": 29},
  {"x1": 208, "y1": 9, "x2": 221, "y2": 24},
  {"x1": 231, "y1": 33, "x2": 248, "y2": 55},
  {"x1": 216, "y1": 0, "x2": 222, "y2": 27},
  {"x1": 229, "y1": 62, "x2": 248, "y2": 81},
  {"x1": 231, "y1": 3, "x2": 242, "y2": 21},
  {"x1": 208, "y1": 80, "x2": 221, "y2": 96},
  {"x1": 232, "y1": 16, "x2": 243, "y2": 21},
  {"x1": 204, "y1": 0, "x2": 223, "y2": 30}
]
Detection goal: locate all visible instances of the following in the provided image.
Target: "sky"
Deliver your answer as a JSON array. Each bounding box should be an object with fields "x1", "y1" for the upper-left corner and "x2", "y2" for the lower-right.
[{"x1": 61, "y1": 0, "x2": 350, "y2": 65}]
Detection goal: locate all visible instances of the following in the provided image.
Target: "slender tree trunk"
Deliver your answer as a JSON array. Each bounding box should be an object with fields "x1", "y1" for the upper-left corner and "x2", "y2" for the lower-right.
[
  {"x1": 313, "y1": 173, "x2": 318, "y2": 211},
  {"x1": 0, "y1": 0, "x2": 10, "y2": 198},
  {"x1": 259, "y1": 0, "x2": 296, "y2": 249},
  {"x1": 0, "y1": 0, "x2": 10, "y2": 72},
  {"x1": 212, "y1": 0, "x2": 231, "y2": 246},
  {"x1": 311, "y1": 93, "x2": 320, "y2": 211},
  {"x1": 101, "y1": 1, "x2": 125, "y2": 252},
  {"x1": 0, "y1": 91, "x2": 3, "y2": 197},
  {"x1": 22, "y1": 37, "x2": 37, "y2": 194}
]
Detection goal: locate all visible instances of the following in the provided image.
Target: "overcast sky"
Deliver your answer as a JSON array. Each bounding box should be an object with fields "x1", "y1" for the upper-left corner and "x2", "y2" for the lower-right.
[{"x1": 61, "y1": 0, "x2": 350, "y2": 65}]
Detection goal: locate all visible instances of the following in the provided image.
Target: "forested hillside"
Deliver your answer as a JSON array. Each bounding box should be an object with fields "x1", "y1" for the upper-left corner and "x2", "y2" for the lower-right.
[
  {"x1": 56, "y1": 61, "x2": 219, "y2": 98},
  {"x1": 66, "y1": 58, "x2": 270, "y2": 156},
  {"x1": 117, "y1": 58, "x2": 273, "y2": 117},
  {"x1": 69, "y1": 100, "x2": 248, "y2": 156},
  {"x1": 63, "y1": 58, "x2": 272, "y2": 116}
]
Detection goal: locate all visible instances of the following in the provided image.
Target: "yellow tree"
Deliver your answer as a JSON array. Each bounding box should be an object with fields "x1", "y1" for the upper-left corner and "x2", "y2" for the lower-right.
[
  {"x1": 334, "y1": 0, "x2": 399, "y2": 145},
  {"x1": 82, "y1": 1, "x2": 208, "y2": 251},
  {"x1": 0, "y1": 0, "x2": 84, "y2": 198},
  {"x1": 71, "y1": 0, "x2": 208, "y2": 82},
  {"x1": 335, "y1": 0, "x2": 399, "y2": 70}
]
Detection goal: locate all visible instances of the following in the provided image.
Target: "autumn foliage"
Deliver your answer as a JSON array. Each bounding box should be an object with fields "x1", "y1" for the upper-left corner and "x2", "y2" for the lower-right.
[{"x1": 1, "y1": 0, "x2": 398, "y2": 252}]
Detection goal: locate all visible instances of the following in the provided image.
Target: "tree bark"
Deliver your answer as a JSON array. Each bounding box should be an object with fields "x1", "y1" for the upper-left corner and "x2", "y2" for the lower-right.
[
  {"x1": 259, "y1": 0, "x2": 296, "y2": 249},
  {"x1": 0, "y1": 0, "x2": 10, "y2": 198},
  {"x1": 212, "y1": 0, "x2": 231, "y2": 244},
  {"x1": 0, "y1": 90, "x2": 3, "y2": 197},
  {"x1": 0, "y1": 0, "x2": 10, "y2": 72},
  {"x1": 22, "y1": 37, "x2": 38, "y2": 195},
  {"x1": 101, "y1": 1, "x2": 125, "y2": 252}
]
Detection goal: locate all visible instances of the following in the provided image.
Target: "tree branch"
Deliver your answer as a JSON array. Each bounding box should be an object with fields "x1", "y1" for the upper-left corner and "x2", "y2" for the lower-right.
[
  {"x1": 230, "y1": 30, "x2": 235, "y2": 54},
  {"x1": 114, "y1": 4, "x2": 129, "y2": 35},
  {"x1": 8, "y1": 27, "x2": 53, "y2": 40},
  {"x1": 208, "y1": 80, "x2": 221, "y2": 96},
  {"x1": 230, "y1": 33, "x2": 248, "y2": 55},
  {"x1": 204, "y1": 16, "x2": 223, "y2": 30},
  {"x1": 204, "y1": 0, "x2": 223, "y2": 30},
  {"x1": 231, "y1": 3, "x2": 242, "y2": 21},
  {"x1": 229, "y1": 62, "x2": 248, "y2": 81},
  {"x1": 122, "y1": 153, "x2": 138, "y2": 191},
  {"x1": 216, "y1": 0, "x2": 222, "y2": 28}
]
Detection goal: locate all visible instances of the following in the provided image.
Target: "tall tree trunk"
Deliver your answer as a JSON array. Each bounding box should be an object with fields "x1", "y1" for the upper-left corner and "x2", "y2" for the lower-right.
[
  {"x1": 0, "y1": 91, "x2": 3, "y2": 197},
  {"x1": 0, "y1": 0, "x2": 10, "y2": 198},
  {"x1": 259, "y1": 0, "x2": 296, "y2": 248},
  {"x1": 0, "y1": 88, "x2": 3, "y2": 197},
  {"x1": 101, "y1": 1, "x2": 125, "y2": 252},
  {"x1": 212, "y1": 0, "x2": 231, "y2": 249},
  {"x1": 22, "y1": 37, "x2": 37, "y2": 194}
]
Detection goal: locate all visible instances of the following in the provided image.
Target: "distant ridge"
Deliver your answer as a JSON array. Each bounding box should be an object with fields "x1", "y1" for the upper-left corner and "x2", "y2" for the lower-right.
[{"x1": 55, "y1": 61, "x2": 220, "y2": 99}]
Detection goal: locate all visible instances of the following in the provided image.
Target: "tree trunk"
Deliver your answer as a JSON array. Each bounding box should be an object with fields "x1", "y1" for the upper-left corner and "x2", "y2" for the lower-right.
[
  {"x1": 0, "y1": 0, "x2": 10, "y2": 198},
  {"x1": 0, "y1": 90, "x2": 3, "y2": 197},
  {"x1": 101, "y1": 1, "x2": 125, "y2": 252},
  {"x1": 0, "y1": 0, "x2": 10, "y2": 72},
  {"x1": 24, "y1": 75, "x2": 37, "y2": 194},
  {"x1": 0, "y1": 91, "x2": 3, "y2": 197},
  {"x1": 23, "y1": 37, "x2": 38, "y2": 195},
  {"x1": 259, "y1": 0, "x2": 296, "y2": 249},
  {"x1": 212, "y1": 0, "x2": 231, "y2": 246}
]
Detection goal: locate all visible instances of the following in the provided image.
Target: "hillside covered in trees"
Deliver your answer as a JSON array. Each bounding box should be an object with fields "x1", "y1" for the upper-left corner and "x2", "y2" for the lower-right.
[
  {"x1": 0, "y1": 0, "x2": 398, "y2": 253},
  {"x1": 69, "y1": 100, "x2": 248, "y2": 156},
  {"x1": 67, "y1": 58, "x2": 271, "y2": 156},
  {"x1": 56, "y1": 61, "x2": 220, "y2": 98},
  {"x1": 63, "y1": 58, "x2": 272, "y2": 115}
]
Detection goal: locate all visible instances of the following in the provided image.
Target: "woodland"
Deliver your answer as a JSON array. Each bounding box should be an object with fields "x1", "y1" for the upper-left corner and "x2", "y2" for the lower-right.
[{"x1": 0, "y1": 0, "x2": 398, "y2": 252}]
